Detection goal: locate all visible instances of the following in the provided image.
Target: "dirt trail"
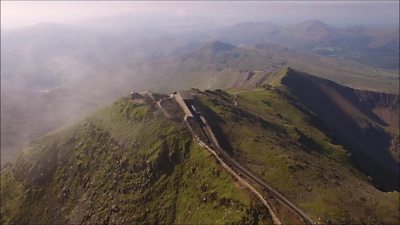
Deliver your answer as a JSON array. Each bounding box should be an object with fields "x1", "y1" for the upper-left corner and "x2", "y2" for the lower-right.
[{"x1": 156, "y1": 98, "x2": 172, "y2": 119}]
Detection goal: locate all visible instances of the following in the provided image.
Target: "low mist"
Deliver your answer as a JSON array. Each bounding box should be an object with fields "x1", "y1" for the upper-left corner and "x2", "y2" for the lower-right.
[{"x1": 1, "y1": 1, "x2": 399, "y2": 164}]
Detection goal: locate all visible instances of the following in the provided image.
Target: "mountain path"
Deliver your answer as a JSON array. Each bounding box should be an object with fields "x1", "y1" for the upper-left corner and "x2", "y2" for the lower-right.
[{"x1": 173, "y1": 92, "x2": 316, "y2": 225}]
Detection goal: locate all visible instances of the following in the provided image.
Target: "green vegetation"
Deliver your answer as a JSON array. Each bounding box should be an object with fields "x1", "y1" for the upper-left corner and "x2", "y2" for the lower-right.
[
  {"x1": 1, "y1": 97, "x2": 271, "y2": 225},
  {"x1": 2, "y1": 75, "x2": 398, "y2": 224},
  {"x1": 197, "y1": 88, "x2": 399, "y2": 225}
]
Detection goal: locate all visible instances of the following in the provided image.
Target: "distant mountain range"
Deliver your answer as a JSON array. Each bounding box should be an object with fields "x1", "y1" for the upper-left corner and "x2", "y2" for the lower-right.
[
  {"x1": 140, "y1": 40, "x2": 398, "y2": 93},
  {"x1": 1, "y1": 34, "x2": 399, "y2": 165},
  {"x1": 2, "y1": 20, "x2": 398, "y2": 93},
  {"x1": 1, "y1": 18, "x2": 399, "y2": 223},
  {"x1": 212, "y1": 19, "x2": 399, "y2": 69},
  {"x1": 1, "y1": 20, "x2": 398, "y2": 166}
]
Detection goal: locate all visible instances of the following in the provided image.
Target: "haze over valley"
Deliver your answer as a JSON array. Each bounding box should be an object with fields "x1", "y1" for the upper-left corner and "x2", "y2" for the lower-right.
[{"x1": 1, "y1": 1, "x2": 399, "y2": 224}]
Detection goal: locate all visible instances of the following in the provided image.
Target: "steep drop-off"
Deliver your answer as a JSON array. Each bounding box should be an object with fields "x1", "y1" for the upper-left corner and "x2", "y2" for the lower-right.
[
  {"x1": 280, "y1": 68, "x2": 399, "y2": 191},
  {"x1": 194, "y1": 88, "x2": 399, "y2": 224}
]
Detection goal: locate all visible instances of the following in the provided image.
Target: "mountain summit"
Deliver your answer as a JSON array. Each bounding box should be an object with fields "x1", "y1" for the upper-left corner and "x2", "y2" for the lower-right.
[
  {"x1": 297, "y1": 19, "x2": 333, "y2": 31},
  {"x1": 2, "y1": 69, "x2": 399, "y2": 224},
  {"x1": 1, "y1": 94, "x2": 269, "y2": 224}
]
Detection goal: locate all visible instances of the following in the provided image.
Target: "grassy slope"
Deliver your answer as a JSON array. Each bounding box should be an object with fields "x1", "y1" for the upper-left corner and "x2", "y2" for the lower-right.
[
  {"x1": 1, "y1": 97, "x2": 272, "y2": 225},
  {"x1": 196, "y1": 89, "x2": 399, "y2": 225}
]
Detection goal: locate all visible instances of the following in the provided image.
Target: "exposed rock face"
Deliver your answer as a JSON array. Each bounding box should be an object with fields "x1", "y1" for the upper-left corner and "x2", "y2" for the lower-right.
[
  {"x1": 281, "y1": 68, "x2": 399, "y2": 191},
  {"x1": 354, "y1": 90, "x2": 399, "y2": 129}
]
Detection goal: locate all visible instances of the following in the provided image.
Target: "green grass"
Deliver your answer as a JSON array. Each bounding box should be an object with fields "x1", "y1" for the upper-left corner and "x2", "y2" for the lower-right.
[
  {"x1": 196, "y1": 89, "x2": 399, "y2": 224},
  {"x1": 0, "y1": 168, "x2": 25, "y2": 225},
  {"x1": 268, "y1": 67, "x2": 288, "y2": 87},
  {"x1": 174, "y1": 142, "x2": 268, "y2": 224},
  {"x1": 1, "y1": 97, "x2": 271, "y2": 225},
  {"x1": 236, "y1": 87, "x2": 348, "y2": 162}
]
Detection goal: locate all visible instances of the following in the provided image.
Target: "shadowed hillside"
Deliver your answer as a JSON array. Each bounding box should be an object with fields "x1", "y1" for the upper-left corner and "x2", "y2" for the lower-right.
[
  {"x1": 279, "y1": 68, "x2": 399, "y2": 191},
  {"x1": 2, "y1": 87, "x2": 398, "y2": 224},
  {"x1": 194, "y1": 88, "x2": 399, "y2": 224}
]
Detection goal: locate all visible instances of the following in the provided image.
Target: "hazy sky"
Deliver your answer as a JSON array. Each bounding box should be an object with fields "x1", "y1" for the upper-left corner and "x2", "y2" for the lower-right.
[{"x1": 1, "y1": 1, "x2": 399, "y2": 29}]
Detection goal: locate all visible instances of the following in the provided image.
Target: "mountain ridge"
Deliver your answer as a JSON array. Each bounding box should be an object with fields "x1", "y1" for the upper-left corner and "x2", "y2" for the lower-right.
[
  {"x1": 2, "y1": 71, "x2": 399, "y2": 223},
  {"x1": 272, "y1": 67, "x2": 399, "y2": 190},
  {"x1": 1, "y1": 96, "x2": 271, "y2": 224}
]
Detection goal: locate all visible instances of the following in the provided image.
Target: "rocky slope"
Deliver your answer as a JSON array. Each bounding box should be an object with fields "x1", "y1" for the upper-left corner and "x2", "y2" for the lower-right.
[{"x1": 280, "y1": 68, "x2": 399, "y2": 191}]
